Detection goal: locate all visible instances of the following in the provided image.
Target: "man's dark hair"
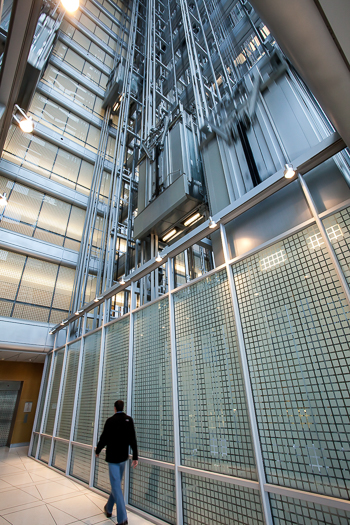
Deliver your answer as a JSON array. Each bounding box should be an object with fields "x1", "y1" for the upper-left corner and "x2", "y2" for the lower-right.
[{"x1": 114, "y1": 400, "x2": 124, "y2": 412}]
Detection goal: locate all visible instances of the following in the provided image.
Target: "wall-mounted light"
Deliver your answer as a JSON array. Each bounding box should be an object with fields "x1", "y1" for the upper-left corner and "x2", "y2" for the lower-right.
[
  {"x1": 184, "y1": 212, "x2": 201, "y2": 227},
  {"x1": 49, "y1": 330, "x2": 54, "y2": 335},
  {"x1": 13, "y1": 104, "x2": 34, "y2": 133},
  {"x1": 155, "y1": 252, "x2": 163, "y2": 262},
  {"x1": 60, "y1": 319, "x2": 68, "y2": 326},
  {"x1": 283, "y1": 163, "x2": 296, "y2": 179},
  {"x1": 75, "y1": 309, "x2": 84, "y2": 316},
  {"x1": 94, "y1": 296, "x2": 103, "y2": 303},
  {"x1": 61, "y1": 0, "x2": 80, "y2": 13},
  {"x1": 0, "y1": 193, "x2": 7, "y2": 205},
  {"x1": 120, "y1": 276, "x2": 126, "y2": 285},
  {"x1": 208, "y1": 216, "x2": 217, "y2": 229},
  {"x1": 162, "y1": 228, "x2": 177, "y2": 242}
]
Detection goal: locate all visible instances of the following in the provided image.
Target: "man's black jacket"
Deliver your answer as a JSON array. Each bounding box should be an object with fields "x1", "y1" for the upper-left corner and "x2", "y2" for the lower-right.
[{"x1": 96, "y1": 412, "x2": 138, "y2": 463}]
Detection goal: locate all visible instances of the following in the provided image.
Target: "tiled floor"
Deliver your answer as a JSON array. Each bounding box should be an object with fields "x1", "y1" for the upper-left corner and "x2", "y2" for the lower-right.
[{"x1": 0, "y1": 447, "x2": 152, "y2": 525}]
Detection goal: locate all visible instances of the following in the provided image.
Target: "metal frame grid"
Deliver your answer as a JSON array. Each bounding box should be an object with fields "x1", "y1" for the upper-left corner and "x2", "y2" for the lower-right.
[{"x1": 30, "y1": 174, "x2": 350, "y2": 525}]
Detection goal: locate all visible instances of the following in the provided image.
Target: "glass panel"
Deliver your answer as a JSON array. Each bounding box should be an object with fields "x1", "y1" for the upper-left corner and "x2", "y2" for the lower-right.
[
  {"x1": 174, "y1": 270, "x2": 257, "y2": 479},
  {"x1": 52, "y1": 440, "x2": 69, "y2": 472},
  {"x1": 70, "y1": 445, "x2": 91, "y2": 483},
  {"x1": 43, "y1": 349, "x2": 65, "y2": 435},
  {"x1": 129, "y1": 463, "x2": 176, "y2": 524},
  {"x1": 74, "y1": 330, "x2": 101, "y2": 445},
  {"x1": 232, "y1": 222, "x2": 350, "y2": 499},
  {"x1": 39, "y1": 436, "x2": 52, "y2": 464},
  {"x1": 0, "y1": 249, "x2": 25, "y2": 301},
  {"x1": 270, "y1": 493, "x2": 350, "y2": 525},
  {"x1": 52, "y1": 267, "x2": 76, "y2": 311},
  {"x1": 16, "y1": 258, "x2": 58, "y2": 307},
  {"x1": 34, "y1": 354, "x2": 52, "y2": 432},
  {"x1": 182, "y1": 473, "x2": 264, "y2": 525},
  {"x1": 57, "y1": 341, "x2": 80, "y2": 439},
  {"x1": 31, "y1": 434, "x2": 39, "y2": 457},
  {"x1": 133, "y1": 299, "x2": 173, "y2": 462},
  {"x1": 94, "y1": 449, "x2": 110, "y2": 493}
]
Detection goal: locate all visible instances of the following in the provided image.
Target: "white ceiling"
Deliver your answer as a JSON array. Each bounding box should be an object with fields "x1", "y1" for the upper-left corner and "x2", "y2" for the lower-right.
[{"x1": 0, "y1": 350, "x2": 46, "y2": 363}]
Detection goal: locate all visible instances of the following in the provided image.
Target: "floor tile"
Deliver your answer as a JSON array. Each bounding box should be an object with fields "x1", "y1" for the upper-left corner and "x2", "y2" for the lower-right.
[
  {"x1": 36, "y1": 481, "x2": 79, "y2": 500},
  {"x1": 0, "y1": 467, "x2": 24, "y2": 477},
  {"x1": 47, "y1": 504, "x2": 77, "y2": 525},
  {"x1": 2, "y1": 473, "x2": 34, "y2": 488},
  {"x1": 4, "y1": 504, "x2": 56, "y2": 525},
  {"x1": 20, "y1": 485, "x2": 42, "y2": 499},
  {"x1": 0, "y1": 517, "x2": 11, "y2": 525},
  {"x1": 0, "y1": 489, "x2": 39, "y2": 511},
  {"x1": 50, "y1": 495, "x2": 102, "y2": 520},
  {"x1": 0, "y1": 481, "x2": 12, "y2": 492}
]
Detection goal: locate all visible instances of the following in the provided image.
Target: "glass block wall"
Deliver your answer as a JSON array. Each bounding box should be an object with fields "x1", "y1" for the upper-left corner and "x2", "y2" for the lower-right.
[{"x1": 31, "y1": 204, "x2": 350, "y2": 525}]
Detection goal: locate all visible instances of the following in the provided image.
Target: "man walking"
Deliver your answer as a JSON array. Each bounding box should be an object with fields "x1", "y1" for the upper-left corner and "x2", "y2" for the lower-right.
[{"x1": 95, "y1": 400, "x2": 138, "y2": 524}]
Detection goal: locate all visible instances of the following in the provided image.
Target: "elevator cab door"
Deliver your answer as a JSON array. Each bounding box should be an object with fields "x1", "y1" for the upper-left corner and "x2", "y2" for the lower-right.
[{"x1": 0, "y1": 381, "x2": 22, "y2": 447}]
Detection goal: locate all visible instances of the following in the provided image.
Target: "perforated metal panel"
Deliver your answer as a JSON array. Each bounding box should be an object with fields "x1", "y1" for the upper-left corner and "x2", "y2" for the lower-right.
[
  {"x1": 74, "y1": 330, "x2": 101, "y2": 445},
  {"x1": 129, "y1": 463, "x2": 176, "y2": 524},
  {"x1": 133, "y1": 299, "x2": 173, "y2": 462},
  {"x1": 174, "y1": 270, "x2": 257, "y2": 479},
  {"x1": 232, "y1": 222, "x2": 350, "y2": 499}
]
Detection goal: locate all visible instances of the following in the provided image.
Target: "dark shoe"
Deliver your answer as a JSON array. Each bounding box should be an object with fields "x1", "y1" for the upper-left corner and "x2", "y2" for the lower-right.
[
  {"x1": 117, "y1": 521, "x2": 128, "y2": 525},
  {"x1": 104, "y1": 504, "x2": 112, "y2": 518}
]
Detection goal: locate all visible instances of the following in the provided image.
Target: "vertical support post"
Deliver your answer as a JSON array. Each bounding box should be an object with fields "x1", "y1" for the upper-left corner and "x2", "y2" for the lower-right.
[
  {"x1": 48, "y1": 329, "x2": 69, "y2": 466},
  {"x1": 90, "y1": 300, "x2": 107, "y2": 487},
  {"x1": 167, "y1": 258, "x2": 183, "y2": 525},
  {"x1": 36, "y1": 342, "x2": 56, "y2": 460},
  {"x1": 124, "y1": 281, "x2": 136, "y2": 504},
  {"x1": 220, "y1": 224, "x2": 273, "y2": 525},
  {"x1": 298, "y1": 173, "x2": 350, "y2": 308},
  {"x1": 66, "y1": 314, "x2": 87, "y2": 475}
]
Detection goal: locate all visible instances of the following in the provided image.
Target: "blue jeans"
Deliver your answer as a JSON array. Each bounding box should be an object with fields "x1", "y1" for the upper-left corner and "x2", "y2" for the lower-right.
[{"x1": 106, "y1": 461, "x2": 127, "y2": 524}]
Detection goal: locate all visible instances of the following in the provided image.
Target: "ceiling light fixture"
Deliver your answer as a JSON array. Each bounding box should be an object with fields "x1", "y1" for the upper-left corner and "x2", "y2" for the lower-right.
[
  {"x1": 184, "y1": 212, "x2": 201, "y2": 227},
  {"x1": 162, "y1": 228, "x2": 177, "y2": 242},
  {"x1": 61, "y1": 0, "x2": 80, "y2": 13},
  {"x1": 13, "y1": 105, "x2": 34, "y2": 133},
  {"x1": 208, "y1": 216, "x2": 217, "y2": 229},
  {"x1": 0, "y1": 192, "x2": 7, "y2": 204},
  {"x1": 283, "y1": 163, "x2": 296, "y2": 179},
  {"x1": 155, "y1": 252, "x2": 163, "y2": 262}
]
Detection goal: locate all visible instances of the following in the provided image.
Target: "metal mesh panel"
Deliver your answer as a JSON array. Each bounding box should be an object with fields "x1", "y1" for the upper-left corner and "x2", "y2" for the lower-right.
[
  {"x1": 74, "y1": 330, "x2": 101, "y2": 445},
  {"x1": 129, "y1": 463, "x2": 176, "y2": 524},
  {"x1": 16, "y1": 258, "x2": 58, "y2": 307},
  {"x1": 133, "y1": 298, "x2": 174, "y2": 462},
  {"x1": 43, "y1": 349, "x2": 65, "y2": 435},
  {"x1": 174, "y1": 270, "x2": 257, "y2": 479},
  {"x1": 34, "y1": 354, "x2": 52, "y2": 432},
  {"x1": 39, "y1": 436, "x2": 52, "y2": 463},
  {"x1": 57, "y1": 341, "x2": 80, "y2": 439},
  {"x1": 70, "y1": 445, "x2": 92, "y2": 483},
  {"x1": 0, "y1": 249, "x2": 25, "y2": 300},
  {"x1": 232, "y1": 222, "x2": 350, "y2": 499},
  {"x1": 182, "y1": 473, "x2": 264, "y2": 525},
  {"x1": 94, "y1": 317, "x2": 129, "y2": 492},
  {"x1": 52, "y1": 440, "x2": 69, "y2": 472},
  {"x1": 270, "y1": 493, "x2": 350, "y2": 525}
]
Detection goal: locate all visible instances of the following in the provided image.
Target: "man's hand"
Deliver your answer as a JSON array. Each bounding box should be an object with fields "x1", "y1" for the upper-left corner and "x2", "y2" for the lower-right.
[
  {"x1": 95, "y1": 453, "x2": 99, "y2": 458},
  {"x1": 132, "y1": 460, "x2": 138, "y2": 468}
]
